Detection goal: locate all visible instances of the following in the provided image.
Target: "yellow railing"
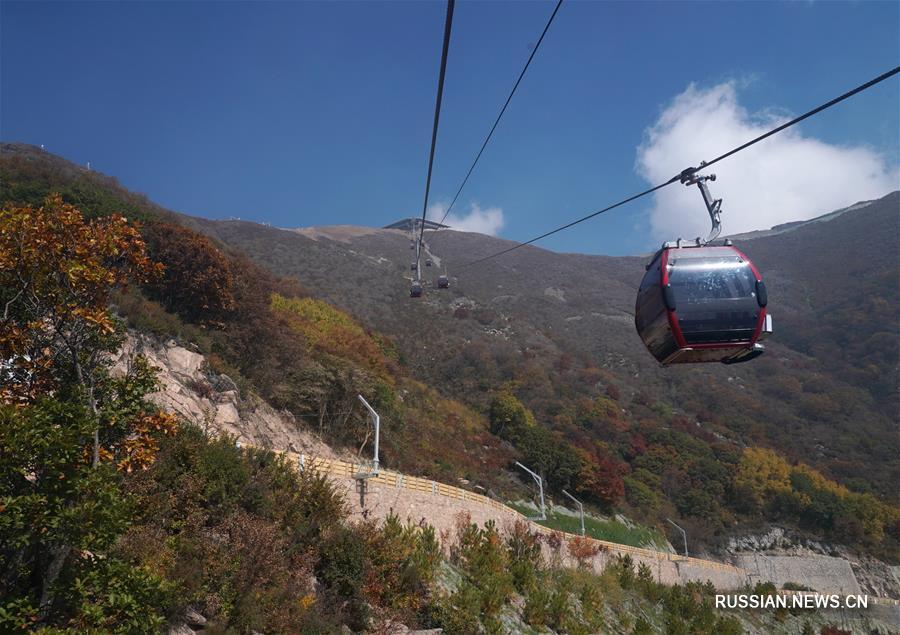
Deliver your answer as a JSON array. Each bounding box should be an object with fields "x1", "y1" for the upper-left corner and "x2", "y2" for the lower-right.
[{"x1": 281, "y1": 451, "x2": 745, "y2": 576}]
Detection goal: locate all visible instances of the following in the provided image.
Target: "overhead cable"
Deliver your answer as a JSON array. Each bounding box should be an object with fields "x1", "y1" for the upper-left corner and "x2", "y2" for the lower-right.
[
  {"x1": 458, "y1": 65, "x2": 900, "y2": 269},
  {"x1": 432, "y1": 0, "x2": 564, "y2": 239},
  {"x1": 417, "y1": 0, "x2": 456, "y2": 252}
]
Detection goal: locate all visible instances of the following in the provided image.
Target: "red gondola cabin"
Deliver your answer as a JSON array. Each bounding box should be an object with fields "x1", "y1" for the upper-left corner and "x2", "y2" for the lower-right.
[{"x1": 635, "y1": 240, "x2": 772, "y2": 365}]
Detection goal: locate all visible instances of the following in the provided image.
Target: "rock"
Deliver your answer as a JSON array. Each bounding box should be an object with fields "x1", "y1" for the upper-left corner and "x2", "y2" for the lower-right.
[
  {"x1": 167, "y1": 623, "x2": 195, "y2": 635},
  {"x1": 214, "y1": 402, "x2": 241, "y2": 427},
  {"x1": 213, "y1": 373, "x2": 238, "y2": 393},
  {"x1": 183, "y1": 607, "x2": 206, "y2": 627},
  {"x1": 116, "y1": 332, "x2": 342, "y2": 461},
  {"x1": 218, "y1": 390, "x2": 239, "y2": 403},
  {"x1": 164, "y1": 345, "x2": 205, "y2": 377},
  {"x1": 726, "y1": 527, "x2": 790, "y2": 552}
]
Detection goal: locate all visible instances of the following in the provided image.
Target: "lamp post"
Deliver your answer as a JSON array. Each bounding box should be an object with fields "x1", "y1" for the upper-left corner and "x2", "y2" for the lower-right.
[
  {"x1": 666, "y1": 518, "x2": 688, "y2": 558},
  {"x1": 357, "y1": 395, "x2": 380, "y2": 473},
  {"x1": 562, "y1": 489, "x2": 585, "y2": 536},
  {"x1": 515, "y1": 461, "x2": 545, "y2": 521}
]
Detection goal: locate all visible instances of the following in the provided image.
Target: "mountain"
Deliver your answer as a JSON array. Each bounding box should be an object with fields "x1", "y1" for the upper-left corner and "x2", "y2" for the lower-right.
[
  {"x1": 185, "y1": 191, "x2": 899, "y2": 484},
  {"x1": 2, "y1": 142, "x2": 898, "y2": 559}
]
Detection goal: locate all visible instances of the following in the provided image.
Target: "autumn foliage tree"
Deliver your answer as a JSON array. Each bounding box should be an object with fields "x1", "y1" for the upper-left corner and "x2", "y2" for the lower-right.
[
  {"x1": 141, "y1": 221, "x2": 235, "y2": 325},
  {"x1": 732, "y1": 447, "x2": 900, "y2": 551},
  {"x1": 574, "y1": 447, "x2": 626, "y2": 507},
  {"x1": 0, "y1": 195, "x2": 176, "y2": 629},
  {"x1": 0, "y1": 194, "x2": 164, "y2": 462}
]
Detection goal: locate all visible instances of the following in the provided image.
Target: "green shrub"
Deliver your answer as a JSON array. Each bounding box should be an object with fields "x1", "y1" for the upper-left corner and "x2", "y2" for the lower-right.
[
  {"x1": 60, "y1": 559, "x2": 171, "y2": 634},
  {"x1": 504, "y1": 520, "x2": 543, "y2": 593},
  {"x1": 359, "y1": 513, "x2": 441, "y2": 622},
  {"x1": 523, "y1": 579, "x2": 552, "y2": 627},
  {"x1": 612, "y1": 554, "x2": 635, "y2": 589},
  {"x1": 425, "y1": 583, "x2": 482, "y2": 635}
]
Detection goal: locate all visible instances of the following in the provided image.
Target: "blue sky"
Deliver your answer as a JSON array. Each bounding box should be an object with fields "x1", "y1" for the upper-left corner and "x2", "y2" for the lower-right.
[{"x1": 2, "y1": 0, "x2": 898, "y2": 255}]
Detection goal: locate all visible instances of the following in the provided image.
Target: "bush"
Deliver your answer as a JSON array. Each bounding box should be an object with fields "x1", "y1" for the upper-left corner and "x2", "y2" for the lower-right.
[
  {"x1": 141, "y1": 221, "x2": 236, "y2": 325},
  {"x1": 59, "y1": 559, "x2": 172, "y2": 634},
  {"x1": 447, "y1": 519, "x2": 513, "y2": 628},
  {"x1": 117, "y1": 425, "x2": 347, "y2": 632},
  {"x1": 568, "y1": 535, "x2": 602, "y2": 570},
  {"x1": 505, "y1": 520, "x2": 543, "y2": 592},
  {"x1": 524, "y1": 579, "x2": 553, "y2": 627},
  {"x1": 611, "y1": 554, "x2": 635, "y2": 590}
]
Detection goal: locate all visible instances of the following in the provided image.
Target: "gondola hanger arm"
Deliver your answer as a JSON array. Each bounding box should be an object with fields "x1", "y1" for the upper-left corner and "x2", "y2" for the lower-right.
[{"x1": 680, "y1": 162, "x2": 722, "y2": 244}]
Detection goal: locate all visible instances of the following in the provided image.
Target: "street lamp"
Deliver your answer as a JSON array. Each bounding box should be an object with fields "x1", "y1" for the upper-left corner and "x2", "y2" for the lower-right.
[
  {"x1": 515, "y1": 462, "x2": 546, "y2": 521},
  {"x1": 357, "y1": 395, "x2": 380, "y2": 475},
  {"x1": 562, "y1": 489, "x2": 585, "y2": 536},
  {"x1": 666, "y1": 518, "x2": 688, "y2": 558}
]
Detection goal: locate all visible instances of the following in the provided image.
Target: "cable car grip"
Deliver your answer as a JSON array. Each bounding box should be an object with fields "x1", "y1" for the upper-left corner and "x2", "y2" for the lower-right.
[{"x1": 679, "y1": 161, "x2": 722, "y2": 244}]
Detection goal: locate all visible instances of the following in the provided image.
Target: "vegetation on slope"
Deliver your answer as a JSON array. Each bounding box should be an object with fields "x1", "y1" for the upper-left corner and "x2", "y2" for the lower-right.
[
  {"x1": 0, "y1": 153, "x2": 516, "y2": 485},
  {"x1": 170, "y1": 190, "x2": 898, "y2": 556},
  {"x1": 0, "y1": 196, "x2": 761, "y2": 633},
  {"x1": 506, "y1": 502, "x2": 668, "y2": 550},
  {"x1": 2, "y1": 144, "x2": 898, "y2": 562}
]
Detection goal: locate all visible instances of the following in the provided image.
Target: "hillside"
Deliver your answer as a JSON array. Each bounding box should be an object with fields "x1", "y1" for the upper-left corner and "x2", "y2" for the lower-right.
[
  {"x1": 185, "y1": 191, "x2": 900, "y2": 500},
  {"x1": 2, "y1": 142, "x2": 898, "y2": 563}
]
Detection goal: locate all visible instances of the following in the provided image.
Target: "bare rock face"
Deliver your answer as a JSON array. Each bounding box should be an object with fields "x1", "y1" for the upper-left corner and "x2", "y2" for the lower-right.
[
  {"x1": 112, "y1": 333, "x2": 338, "y2": 458},
  {"x1": 848, "y1": 555, "x2": 900, "y2": 599},
  {"x1": 183, "y1": 607, "x2": 206, "y2": 628}
]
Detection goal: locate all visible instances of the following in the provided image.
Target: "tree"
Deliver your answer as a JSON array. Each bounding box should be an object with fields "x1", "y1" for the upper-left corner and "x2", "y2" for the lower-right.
[
  {"x1": 0, "y1": 372, "x2": 174, "y2": 630},
  {"x1": 141, "y1": 221, "x2": 235, "y2": 325},
  {"x1": 732, "y1": 447, "x2": 792, "y2": 512},
  {"x1": 0, "y1": 195, "x2": 174, "y2": 628},
  {"x1": 0, "y1": 194, "x2": 162, "y2": 462},
  {"x1": 575, "y1": 448, "x2": 626, "y2": 507},
  {"x1": 505, "y1": 520, "x2": 543, "y2": 592},
  {"x1": 489, "y1": 390, "x2": 535, "y2": 437}
]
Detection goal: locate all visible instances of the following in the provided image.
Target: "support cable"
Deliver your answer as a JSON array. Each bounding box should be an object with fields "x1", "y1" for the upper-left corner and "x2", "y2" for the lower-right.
[
  {"x1": 457, "y1": 66, "x2": 899, "y2": 270},
  {"x1": 431, "y1": 0, "x2": 564, "y2": 240},
  {"x1": 416, "y1": 0, "x2": 456, "y2": 261}
]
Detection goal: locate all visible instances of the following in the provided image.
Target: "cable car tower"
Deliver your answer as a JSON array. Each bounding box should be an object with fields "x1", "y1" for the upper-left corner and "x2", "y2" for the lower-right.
[{"x1": 408, "y1": 219, "x2": 424, "y2": 297}]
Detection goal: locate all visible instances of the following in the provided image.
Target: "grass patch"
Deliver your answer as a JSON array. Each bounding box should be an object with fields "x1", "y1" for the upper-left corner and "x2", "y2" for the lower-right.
[{"x1": 506, "y1": 502, "x2": 667, "y2": 550}]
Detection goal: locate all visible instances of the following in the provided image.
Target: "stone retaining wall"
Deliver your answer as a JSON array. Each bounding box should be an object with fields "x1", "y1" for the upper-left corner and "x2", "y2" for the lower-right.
[
  {"x1": 287, "y1": 454, "x2": 750, "y2": 590},
  {"x1": 736, "y1": 553, "x2": 862, "y2": 595}
]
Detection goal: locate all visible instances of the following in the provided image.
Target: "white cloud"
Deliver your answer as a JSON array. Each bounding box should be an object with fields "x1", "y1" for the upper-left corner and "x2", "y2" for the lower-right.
[
  {"x1": 427, "y1": 201, "x2": 505, "y2": 236},
  {"x1": 636, "y1": 81, "x2": 898, "y2": 241}
]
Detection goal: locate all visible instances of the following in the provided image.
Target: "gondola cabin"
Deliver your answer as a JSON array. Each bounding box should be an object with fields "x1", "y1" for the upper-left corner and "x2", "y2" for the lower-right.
[
  {"x1": 437, "y1": 275, "x2": 449, "y2": 289},
  {"x1": 410, "y1": 282, "x2": 423, "y2": 298},
  {"x1": 635, "y1": 240, "x2": 772, "y2": 365},
  {"x1": 410, "y1": 262, "x2": 418, "y2": 271},
  {"x1": 426, "y1": 259, "x2": 433, "y2": 267}
]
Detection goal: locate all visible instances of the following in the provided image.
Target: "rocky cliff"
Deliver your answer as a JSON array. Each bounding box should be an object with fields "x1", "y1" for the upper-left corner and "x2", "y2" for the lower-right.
[{"x1": 112, "y1": 332, "x2": 340, "y2": 460}]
